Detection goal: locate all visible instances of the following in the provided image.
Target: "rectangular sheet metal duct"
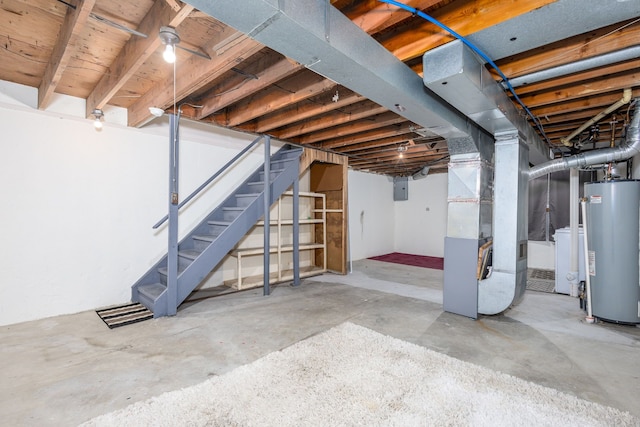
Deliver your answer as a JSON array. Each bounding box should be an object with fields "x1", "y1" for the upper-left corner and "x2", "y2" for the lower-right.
[
  {"x1": 184, "y1": 0, "x2": 482, "y2": 142},
  {"x1": 423, "y1": 40, "x2": 549, "y2": 165}
]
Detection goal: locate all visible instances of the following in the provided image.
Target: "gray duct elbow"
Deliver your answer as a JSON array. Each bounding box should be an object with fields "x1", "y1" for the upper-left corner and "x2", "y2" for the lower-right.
[{"x1": 529, "y1": 102, "x2": 640, "y2": 180}]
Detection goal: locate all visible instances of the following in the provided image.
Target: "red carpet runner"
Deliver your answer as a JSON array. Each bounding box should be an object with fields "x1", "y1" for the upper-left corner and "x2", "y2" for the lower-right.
[{"x1": 368, "y1": 252, "x2": 444, "y2": 270}]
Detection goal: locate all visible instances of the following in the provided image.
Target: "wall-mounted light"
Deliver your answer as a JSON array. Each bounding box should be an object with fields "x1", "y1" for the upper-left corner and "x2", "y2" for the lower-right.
[
  {"x1": 91, "y1": 108, "x2": 104, "y2": 130},
  {"x1": 159, "y1": 26, "x2": 180, "y2": 64}
]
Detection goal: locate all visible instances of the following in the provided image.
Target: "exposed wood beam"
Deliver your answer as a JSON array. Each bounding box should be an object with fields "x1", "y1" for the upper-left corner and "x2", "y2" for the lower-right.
[
  {"x1": 86, "y1": 1, "x2": 193, "y2": 118},
  {"x1": 223, "y1": 72, "x2": 337, "y2": 127},
  {"x1": 317, "y1": 123, "x2": 415, "y2": 149},
  {"x1": 349, "y1": 146, "x2": 442, "y2": 162},
  {"x1": 380, "y1": 0, "x2": 558, "y2": 63},
  {"x1": 197, "y1": 54, "x2": 304, "y2": 119},
  {"x1": 347, "y1": 139, "x2": 448, "y2": 155},
  {"x1": 338, "y1": 135, "x2": 420, "y2": 153},
  {"x1": 344, "y1": 0, "x2": 442, "y2": 35},
  {"x1": 496, "y1": 19, "x2": 640, "y2": 78},
  {"x1": 38, "y1": 0, "x2": 96, "y2": 110},
  {"x1": 529, "y1": 89, "x2": 640, "y2": 118},
  {"x1": 513, "y1": 59, "x2": 640, "y2": 97},
  {"x1": 274, "y1": 101, "x2": 388, "y2": 139},
  {"x1": 295, "y1": 112, "x2": 407, "y2": 145},
  {"x1": 517, "y1": 72, "x2": 639, "y2": 108},
  {"x1": 164, "y1": 0, "x2": 182, "y2": 12},
  {"x1": 252, "y1": 91, "x2": 364, "y2": 133},
  {"x1": 128, "y1": 34, "x2": 263, "y2": 127}
]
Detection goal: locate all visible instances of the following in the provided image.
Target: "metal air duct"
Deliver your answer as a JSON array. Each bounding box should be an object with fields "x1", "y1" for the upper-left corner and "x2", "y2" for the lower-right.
[
  {"x1": 505, "y1": 46, "x2": 640, "y2": 89},
  {"x1": 185, "y1": 0, "x2": 478, "y2": 142},
  {"x1": 423, "y1": 40, "x2": 550, "y2": 165},
  {"x1": 529, "y1": 101, "x2": 640, "y2": 180}
]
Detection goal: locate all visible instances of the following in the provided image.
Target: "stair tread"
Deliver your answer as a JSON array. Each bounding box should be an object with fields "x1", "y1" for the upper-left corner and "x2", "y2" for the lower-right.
[
  {"x1": 193, "y1": 233, "x2": 219, "y2": 242},
  {"x1": 223, "y1": 206, "x2": 245, "y2": 211},
  {"x1": 179, "y1": 249, "x2": 202, "y2": 260},
  {"x1": 158, "y1": 265, "x2": 186, "y2": 275},
  {"x1": 236, "y1": 193, "x2": 260, "y2": 198},
  {"x1": 138, "y1": 282, "x2": 166, "y2": 299},
  {"x1": 207, "y1": 220, "x2": 231, "y2": 226}
]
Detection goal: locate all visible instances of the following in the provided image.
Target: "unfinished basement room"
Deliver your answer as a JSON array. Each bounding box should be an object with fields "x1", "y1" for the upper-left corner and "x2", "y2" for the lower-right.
[{"x1": 1, "y1": 0, "x2": 640, "y2": 425}]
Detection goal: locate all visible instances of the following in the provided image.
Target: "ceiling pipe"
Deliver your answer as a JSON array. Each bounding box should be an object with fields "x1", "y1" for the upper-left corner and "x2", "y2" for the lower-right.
[
  {"x1": 559, "y1": 89, "x2": 632, "y2": 147},
  {"x1": 529, "y1": 98, "x2": 639, "y2": 180},
  {"x1": 504, "y1": 46, "x2": 640, "y2": 89}
]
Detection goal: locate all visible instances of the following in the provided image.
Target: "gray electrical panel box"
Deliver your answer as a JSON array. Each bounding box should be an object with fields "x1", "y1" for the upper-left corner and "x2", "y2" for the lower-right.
[{"x1": 393, "y1": 177, "x2": 408, "y2": 201}]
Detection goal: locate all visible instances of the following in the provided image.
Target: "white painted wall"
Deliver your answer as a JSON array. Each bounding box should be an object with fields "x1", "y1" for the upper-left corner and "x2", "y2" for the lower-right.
[
  {"x1": 527, "y1": 241, "x2": 555, "y2": 270},
  {"x1": 347, "y1": 170, "x2": 395, "y2": 261},
  {"x1": 347, "y1": 170, "x2": 449, "y2": 262},
  {"x1": 394, "y1": 173, "x2": 448, "y2": 257},
  {"x1": 0, "y1": 82, "x2": 281, "y2": 326}
]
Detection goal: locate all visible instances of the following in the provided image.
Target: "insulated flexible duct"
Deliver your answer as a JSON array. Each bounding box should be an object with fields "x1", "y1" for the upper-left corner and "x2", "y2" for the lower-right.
[{"x1": 529, "y1": 100, "x2": 640, "y2": 180}]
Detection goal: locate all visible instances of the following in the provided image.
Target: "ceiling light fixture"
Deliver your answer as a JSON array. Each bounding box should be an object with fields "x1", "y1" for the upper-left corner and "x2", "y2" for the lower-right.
[
  {"x1": 149, "y1": 107, "x2": 165, "y2": 117},
  {"x1": 397, "y1": 145, "x2": 408, "y2": 158},
  {"x1": 159, "y1": 26, "x2": 180, "y2": 64},
  {"x1": 91, "y1": 108, "x2": 104, "y2": 130}
]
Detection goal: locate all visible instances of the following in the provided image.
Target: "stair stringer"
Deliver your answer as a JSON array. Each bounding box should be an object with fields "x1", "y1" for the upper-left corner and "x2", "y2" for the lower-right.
[
  {"x1": 130, "y1": 146, "x2": 303, "y2": 317},
  {"x1": 176, "y1": 154, "x2": 301, "y2": 303}
]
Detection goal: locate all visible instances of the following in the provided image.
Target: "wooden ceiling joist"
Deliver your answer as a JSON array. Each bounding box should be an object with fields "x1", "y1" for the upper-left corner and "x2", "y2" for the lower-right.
[
  {"x1": 274, "y1": 101, "x2": 387, "y2": 140},
  {"x1": 85, "y1": 1, "x2": 193, "y2": 118},
  {"x1": 222, "y1": 71, "x2": 337, "y2": 127},
  {"x1": 252, "y1": 90, "x2": 364, "y2": 133},
  {"x1": 317, "y1": 123, "x2": 416, "y2": 150},
  {"x1": 38, "y1": 0, "x2": 96, "y2": 110},
  {"x1": 128, "y1": 34, "x2": 263, "y2": 127},
  {"x1": 380, "y1": 0, "x2": 559, "y2": 64},
  {"x1": 196, "y1": 53, "x2": 304, "y2": 119}
]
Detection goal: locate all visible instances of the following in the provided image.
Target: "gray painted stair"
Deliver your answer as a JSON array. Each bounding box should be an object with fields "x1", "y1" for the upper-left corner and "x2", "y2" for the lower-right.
[{"x1": 131, "y1": 145, "x2": 303, "y2": 317}]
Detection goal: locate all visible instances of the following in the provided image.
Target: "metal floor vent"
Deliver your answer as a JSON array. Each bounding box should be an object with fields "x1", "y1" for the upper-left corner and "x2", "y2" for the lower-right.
[{"x1": 526, "y1": 269, "x2": 555, "y2": 293}]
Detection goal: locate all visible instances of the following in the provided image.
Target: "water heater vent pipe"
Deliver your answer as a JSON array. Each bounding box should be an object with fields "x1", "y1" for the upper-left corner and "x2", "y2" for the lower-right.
[{"x1": 529, "y1": 97, "x2": 640, "y2": 180}]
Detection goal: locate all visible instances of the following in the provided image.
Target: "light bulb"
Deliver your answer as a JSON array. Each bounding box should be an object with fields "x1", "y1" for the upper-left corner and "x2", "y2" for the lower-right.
[
  {"x1": 94, "y1": 118, "x2": 103, "y2": 129},
  {"x1": 163, "y1": 44, "x2": 176, "y2": 63},
  {"x1": 399, "y1": 152, "x2": 404, "y2": 158}
]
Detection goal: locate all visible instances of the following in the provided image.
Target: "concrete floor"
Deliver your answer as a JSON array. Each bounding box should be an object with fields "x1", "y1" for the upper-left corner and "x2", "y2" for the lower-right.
[{"x1": 1, "y1": 259, "x2": 639, "y2": 426}]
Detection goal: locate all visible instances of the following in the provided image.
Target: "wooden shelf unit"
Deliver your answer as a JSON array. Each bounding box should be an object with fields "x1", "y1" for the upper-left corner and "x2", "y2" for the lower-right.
[{"x1": 225, "y1": 191, "x2": 328, "y2": 290}]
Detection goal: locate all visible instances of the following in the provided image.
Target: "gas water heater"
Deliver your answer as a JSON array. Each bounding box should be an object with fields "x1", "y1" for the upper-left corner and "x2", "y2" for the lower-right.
[{"x1": 585, "y1": 180, "x2": 640, "y2": 324}]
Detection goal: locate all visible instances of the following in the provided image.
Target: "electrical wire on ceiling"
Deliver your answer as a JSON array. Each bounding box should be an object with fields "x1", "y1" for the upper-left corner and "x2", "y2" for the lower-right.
[{"x1": 377, "y1": 0, "x2": 552, "y2": 147}]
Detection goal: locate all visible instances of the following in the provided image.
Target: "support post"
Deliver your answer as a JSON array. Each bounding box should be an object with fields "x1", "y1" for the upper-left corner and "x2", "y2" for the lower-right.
[
  {"x1": 263, "y1": 135, "x2": 271, "y2": 296},
  {"x1": 167, "y1": 113, "x2": 179, "y2": 316},
  {"x1": 292, "y1": 176, "x2": 301, "y2": 286}
]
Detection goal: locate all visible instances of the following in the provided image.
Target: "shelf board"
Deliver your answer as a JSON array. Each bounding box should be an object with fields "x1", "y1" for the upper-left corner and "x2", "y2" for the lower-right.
[
  {"x1": 224, "y1": 266, "x2": 326, "y2": 290},
  {"x1": 230, "y1": 243, "x2": 325, "y2": 257},
  {"x1": 256, "y1": 219, "x2": 324, "y2": 225}
]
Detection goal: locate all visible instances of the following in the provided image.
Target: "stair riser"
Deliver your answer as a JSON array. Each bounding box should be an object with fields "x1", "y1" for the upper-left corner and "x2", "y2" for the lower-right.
[
  {"x1": 131, "y1": 146, "x2": 303, "y2": 317},
  {"x1": 247, "y1": 182, "x2": 264, "y2": 191},
  {"x1": 193, "y1": 238, "x2": 212, "y2": 252},
  {"x1": 270, "y1": 159, "x2": 293, "y2": 168},
  {"x1": 280, "y1": 150, "x2": 303, "y2": 159},
  {"x1": 223, "y1": 210, "x2": 242, "y2": 221},
  {"x1": 137, "y1": 293, "x2": 156, "y2": 313},
  {"x1": 236, "y1": 195, "x2": 257, "y2": 207},
  {"x1": 158, "y1": 271, "x2": 167, "y2": 286},
  {"x1": 178, "y1": 255, "x2": 194, "y2": 270},
  {"x1": 258, "y1": 170, "x2": 281, "y2": 181},
  {"x1": 208, "y1": 224, "x2": 227, "y2": 235}
]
